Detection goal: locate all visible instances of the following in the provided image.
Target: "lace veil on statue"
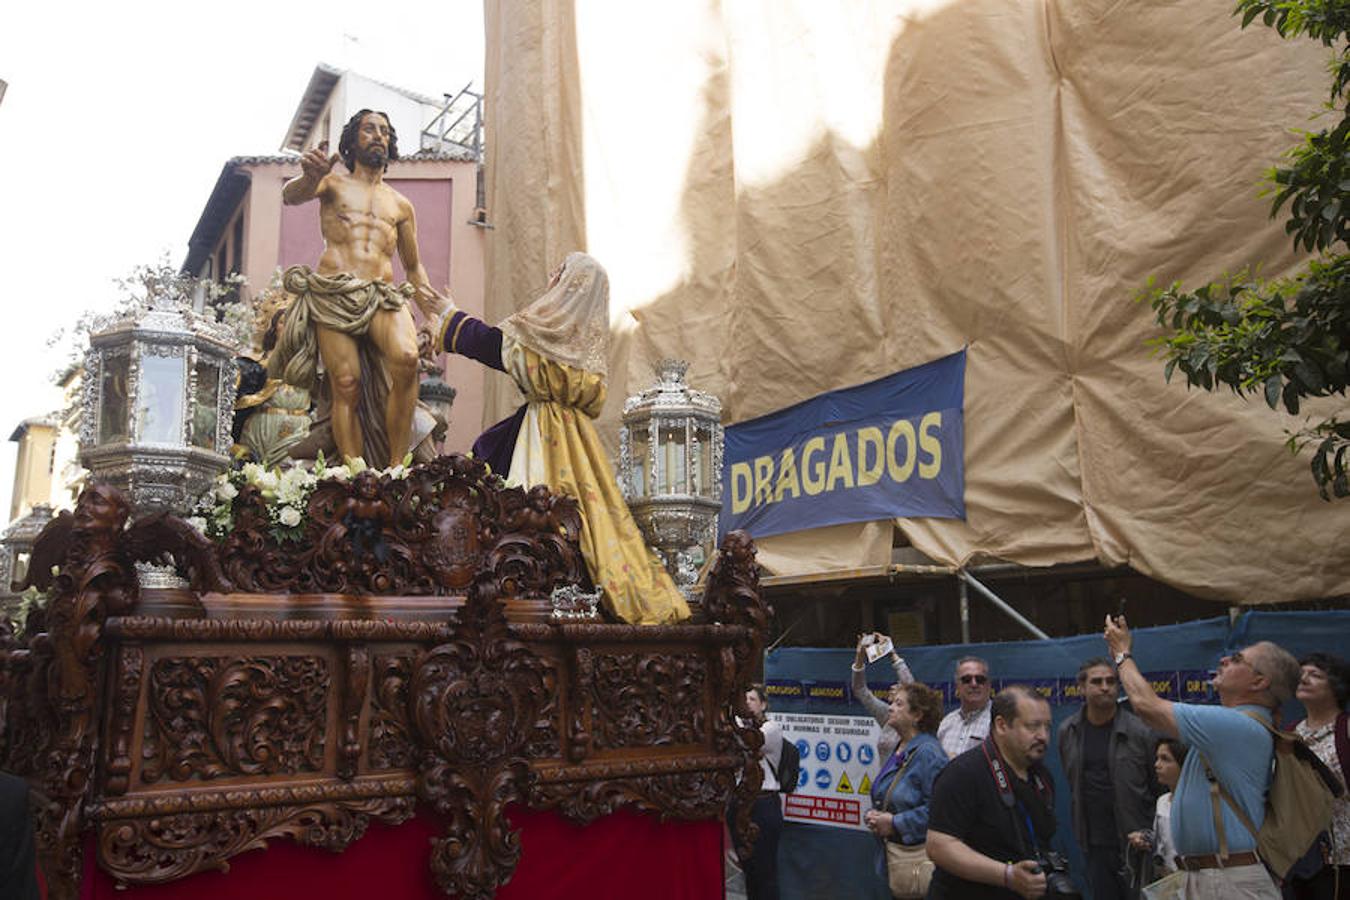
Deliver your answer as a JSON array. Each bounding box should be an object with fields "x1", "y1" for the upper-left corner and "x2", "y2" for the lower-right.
[{"x1": 499, "y1": 251, "x2": 610, "y2": 376}]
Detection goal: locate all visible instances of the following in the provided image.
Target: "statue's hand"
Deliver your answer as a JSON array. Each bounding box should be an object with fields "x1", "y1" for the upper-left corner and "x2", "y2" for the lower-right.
[{"x1": 300, "y1": 141, "x2": 340, "y2": 181}]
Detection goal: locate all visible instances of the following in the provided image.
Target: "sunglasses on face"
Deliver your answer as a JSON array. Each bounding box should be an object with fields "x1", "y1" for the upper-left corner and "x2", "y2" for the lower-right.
[
  {"x1": 1086, "y1": 676, "x2": 1118, "y2": 687},
  {"x1": 959, "y1": 674, "x2": 989, "y2": 685}
]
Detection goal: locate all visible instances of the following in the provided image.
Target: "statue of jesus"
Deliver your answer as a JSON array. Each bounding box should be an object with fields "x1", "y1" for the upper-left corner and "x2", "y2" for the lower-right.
[{"x1": 268, "y1": 108, "x2": 448, "y2": 467}]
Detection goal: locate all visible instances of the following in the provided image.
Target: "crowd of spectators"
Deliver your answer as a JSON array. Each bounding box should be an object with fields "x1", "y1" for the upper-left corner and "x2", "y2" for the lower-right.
[{"x1": 735, "y1": 624, "x2": 1350, "y2": 900}]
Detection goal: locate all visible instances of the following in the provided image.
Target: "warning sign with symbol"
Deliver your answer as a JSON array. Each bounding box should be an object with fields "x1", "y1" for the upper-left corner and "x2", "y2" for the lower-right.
[{"x1": 770, "y1": 712, "x2": 882, "y2": 832}]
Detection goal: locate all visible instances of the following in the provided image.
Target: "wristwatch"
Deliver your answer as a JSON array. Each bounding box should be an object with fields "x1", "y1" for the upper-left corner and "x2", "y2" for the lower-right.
[{"x1": 1114, "y1": 651, "x2": 1132, "y2": 667}]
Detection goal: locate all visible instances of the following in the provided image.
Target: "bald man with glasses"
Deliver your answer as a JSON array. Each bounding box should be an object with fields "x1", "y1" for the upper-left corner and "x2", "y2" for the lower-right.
[
  {"x1": 1057, "y1": 657, "x2": 1159, "y2": 899},
  {"x1": 1106, "y1": 618, "x2": 1300, "y2": 899},
  {"x1": 937, "y1": 656, "x2": 994, "y2": 759}
]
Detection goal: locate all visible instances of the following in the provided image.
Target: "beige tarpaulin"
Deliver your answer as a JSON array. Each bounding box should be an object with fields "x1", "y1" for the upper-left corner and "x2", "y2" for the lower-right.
[{"x1": 481, "y1": 0, "x2": 1349, "y2": 604}]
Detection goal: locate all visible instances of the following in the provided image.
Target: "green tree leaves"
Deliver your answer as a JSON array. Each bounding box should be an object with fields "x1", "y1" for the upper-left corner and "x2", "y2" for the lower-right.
[{"x1": 1140, "y1": 1, "x2": 1350, "y2": 499}]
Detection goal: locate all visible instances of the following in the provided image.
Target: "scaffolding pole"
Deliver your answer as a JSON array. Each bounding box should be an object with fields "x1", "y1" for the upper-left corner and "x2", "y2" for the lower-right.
[
  {"x1": 958, "y1": 576, "x2": 971, "y2": 644},
  {"x1": 959, "y1": 569, "x2": 1050, "y2": 641}
]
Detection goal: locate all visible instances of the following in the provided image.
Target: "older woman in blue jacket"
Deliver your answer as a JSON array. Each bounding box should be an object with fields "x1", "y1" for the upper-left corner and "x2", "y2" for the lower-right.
[{"x1": 863, "y1": 682, "x2": 948, "y2": 897}]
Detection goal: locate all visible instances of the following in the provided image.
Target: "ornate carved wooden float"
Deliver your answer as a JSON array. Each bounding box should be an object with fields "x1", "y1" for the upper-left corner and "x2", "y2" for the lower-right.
[{"x1": 0, "y1": 454, "x2": 769, "y2": 899}]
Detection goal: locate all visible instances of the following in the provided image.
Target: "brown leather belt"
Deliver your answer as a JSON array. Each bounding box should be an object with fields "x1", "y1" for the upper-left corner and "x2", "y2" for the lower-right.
[{"x1": 1178, "y1": 851, "x2": 1260, "y2": 871}]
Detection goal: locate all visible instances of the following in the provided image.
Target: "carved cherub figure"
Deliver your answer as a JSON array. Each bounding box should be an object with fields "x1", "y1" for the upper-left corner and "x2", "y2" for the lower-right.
[{"x1": 342, "y1": 470, "x2": 393, "y2": 561}]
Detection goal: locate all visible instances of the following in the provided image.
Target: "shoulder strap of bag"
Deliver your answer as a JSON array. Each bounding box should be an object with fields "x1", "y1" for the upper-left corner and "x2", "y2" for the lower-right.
[
  {"x1": 769, "y1": 738, "x2": 797, "y2": 786},
  {"x1": 1201, "y1": 753, "x2": 1260, "y2": 862},
  {"x1": 1199, "y1": 710, "x2": 1272, "y2": 861},
  {"x1": 882, "y1": 746, "x2": 920, "y2": 813}
]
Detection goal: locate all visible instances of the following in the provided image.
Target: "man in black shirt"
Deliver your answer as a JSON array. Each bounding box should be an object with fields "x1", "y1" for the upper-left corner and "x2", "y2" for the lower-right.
[
  {"x1": 927, "y1": 685, "x2": 1056, "y2": 899},
  {"x1": 1056, "y1": 657, "x2": 1156, "y2": 899}
]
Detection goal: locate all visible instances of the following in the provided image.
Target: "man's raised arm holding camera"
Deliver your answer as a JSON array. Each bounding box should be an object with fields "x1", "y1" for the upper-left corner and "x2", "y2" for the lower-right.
[{"x1": 1104, "y1": 615, "x2": 1296, "y2": 898}]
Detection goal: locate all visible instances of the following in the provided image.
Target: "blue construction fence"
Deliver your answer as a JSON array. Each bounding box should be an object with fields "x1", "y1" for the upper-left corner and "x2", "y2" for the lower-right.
[{"x1": 763, "y1": 610, "x2": 1350, "y2": 900}]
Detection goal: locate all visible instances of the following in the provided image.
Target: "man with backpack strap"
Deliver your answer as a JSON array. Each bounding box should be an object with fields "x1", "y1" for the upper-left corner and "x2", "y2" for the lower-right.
[
  {"x1": 739, "y1": 684, "x2": 786, "y2": 900},
  {"x1": 774, "y1": 727, "x2": 801, "y2": 797},
  {"x1": 1105, "y1": 616, "x2": 1303, "y2": 899}
]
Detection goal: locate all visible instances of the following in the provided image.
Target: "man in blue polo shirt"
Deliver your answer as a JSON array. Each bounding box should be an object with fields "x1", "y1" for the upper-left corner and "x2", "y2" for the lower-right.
[{"x1": 1104, "y1": 616, "x2": 1300, "y2": 899}]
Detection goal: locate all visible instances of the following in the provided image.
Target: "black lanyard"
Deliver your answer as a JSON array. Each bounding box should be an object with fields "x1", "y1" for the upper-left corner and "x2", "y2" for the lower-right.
[{"x1": 981, "y1": 738, "x2": 1050, "y2": 857}]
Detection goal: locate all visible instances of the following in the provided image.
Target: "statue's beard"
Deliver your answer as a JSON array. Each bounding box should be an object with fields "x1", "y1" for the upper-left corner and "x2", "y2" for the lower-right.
[{"x1": 358, "y1": 145, "x2": 387, "y2": 169}]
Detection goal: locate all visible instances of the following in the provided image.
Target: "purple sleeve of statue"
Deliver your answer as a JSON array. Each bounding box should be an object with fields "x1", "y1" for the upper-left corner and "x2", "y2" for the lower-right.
[
  {"x1": 440, "y1": 311, "x2": 504, "y2": 373},
  {"x1": 472, "y1": 406, "x2": 527, "y2": 479}
]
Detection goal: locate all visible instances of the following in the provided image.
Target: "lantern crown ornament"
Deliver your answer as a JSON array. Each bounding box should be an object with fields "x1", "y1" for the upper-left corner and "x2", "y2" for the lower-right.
[
  {"x1": 0, "y1": 503, "x2": 55, "y2": 611},
  {"x1": 618, "y1": 359, "x2": 723, "y2": 594},
  {"x1": 79, "y1": 284, "x2": 241, "y2": 516}
]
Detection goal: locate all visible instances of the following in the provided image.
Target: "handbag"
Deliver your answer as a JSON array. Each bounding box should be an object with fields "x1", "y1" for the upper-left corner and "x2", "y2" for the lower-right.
[
  {"x1": 1140, "y1": 869, "x2": 1187, "y2": 900},
  {"x1": 880, "y1": 749, "x2": 934, "y2": 899},
  {"x1": 885, "y1": 841, "x2": 933, "y2": 899}
]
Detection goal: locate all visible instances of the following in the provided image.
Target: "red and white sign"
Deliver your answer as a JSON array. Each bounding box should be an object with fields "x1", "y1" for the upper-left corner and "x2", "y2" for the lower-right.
[
  {"x1": 784, "y1": 794, "x2": 862, "y2": 826},
  {"x1": 771, "y1": 712, "x2": 882, "y2": 832}
]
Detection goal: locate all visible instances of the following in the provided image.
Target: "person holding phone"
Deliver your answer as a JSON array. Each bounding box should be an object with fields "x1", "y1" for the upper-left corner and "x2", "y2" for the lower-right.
[{"x1": 852, "y1": 632, "x2": 916, "y2": 760}]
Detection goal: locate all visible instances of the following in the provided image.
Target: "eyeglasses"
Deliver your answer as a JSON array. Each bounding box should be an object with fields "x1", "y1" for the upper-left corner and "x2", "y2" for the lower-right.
[
  {"x1": 1227, "y1": 650, "x2": 1264, "y2": 676},
  {"x1": 959, "y1": 674, "x2": 989, "y2": 685},
  {"x1": 1086, "y1": 676, "x2": 1118, "y2": 687}
]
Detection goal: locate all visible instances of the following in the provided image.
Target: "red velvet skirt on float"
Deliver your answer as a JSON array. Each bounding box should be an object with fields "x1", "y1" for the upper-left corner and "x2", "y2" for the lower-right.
[{"x1": 80, "y1": 806, "x2": 722, "y2": 900}]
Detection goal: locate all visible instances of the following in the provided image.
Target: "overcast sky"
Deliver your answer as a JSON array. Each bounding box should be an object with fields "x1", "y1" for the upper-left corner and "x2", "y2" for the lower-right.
[{"x1": 0, "y1": 1, "x2": 485, "y2": 519}]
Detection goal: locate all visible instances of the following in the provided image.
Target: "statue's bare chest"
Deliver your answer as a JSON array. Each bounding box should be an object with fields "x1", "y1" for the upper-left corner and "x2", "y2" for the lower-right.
[{"x1": 326, "y1": 182, "x2": 401, "y2": 236}]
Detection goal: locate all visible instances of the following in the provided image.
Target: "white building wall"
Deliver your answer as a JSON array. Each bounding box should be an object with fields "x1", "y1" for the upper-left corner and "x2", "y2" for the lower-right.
[{"x1": 304, "y1": 73, "x2": 441, "y2": 155}]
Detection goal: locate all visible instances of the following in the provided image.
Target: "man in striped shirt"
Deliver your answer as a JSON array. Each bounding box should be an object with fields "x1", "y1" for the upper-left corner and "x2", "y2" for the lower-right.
[{"x1": 936, "y1": 656, "x2": 993, "y2": 759}]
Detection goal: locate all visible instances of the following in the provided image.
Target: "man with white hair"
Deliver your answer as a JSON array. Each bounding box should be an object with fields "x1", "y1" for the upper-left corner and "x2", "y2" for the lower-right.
[
  {"x1": 1105, "y1": 617, "x2": 1300, "y2": 899},
  {"x1": 937, "y1": 656, "x2": 993, "y2": 759}
]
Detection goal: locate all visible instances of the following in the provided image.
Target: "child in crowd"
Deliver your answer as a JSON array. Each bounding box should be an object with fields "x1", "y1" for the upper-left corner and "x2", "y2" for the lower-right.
[{"x1": 1128, "y1": 737, "x2": 1189, "y2": 876}]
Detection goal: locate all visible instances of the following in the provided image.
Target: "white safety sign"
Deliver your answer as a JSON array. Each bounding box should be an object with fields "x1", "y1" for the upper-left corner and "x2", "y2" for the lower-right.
[{"x1": 769, "y1": 712, "x2": 882, "y2": 832}]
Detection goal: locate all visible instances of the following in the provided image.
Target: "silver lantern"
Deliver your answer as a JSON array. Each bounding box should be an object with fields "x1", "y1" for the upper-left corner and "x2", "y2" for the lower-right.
[
  {"x1": 418, "y1": 374, "x2": 457, "y2": 451},
  {"x1": 0, "y1": 503, "x2": 54, "y2": 618},
  {"x1": 80, "y1": 295, "x2": 239, "y2": 516},
  {"x1": 618, "y1": 359, "x2": 723, "y2": 593}
]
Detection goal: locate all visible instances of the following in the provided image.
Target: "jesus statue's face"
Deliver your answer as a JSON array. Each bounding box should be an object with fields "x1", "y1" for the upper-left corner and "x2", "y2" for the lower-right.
[{"x1": 355, "y1": 113, "x2": 391, "y2": 168}]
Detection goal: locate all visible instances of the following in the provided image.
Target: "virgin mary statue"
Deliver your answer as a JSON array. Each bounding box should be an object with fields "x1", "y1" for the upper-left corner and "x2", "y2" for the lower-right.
[{"x1": 434, "y1": 252, "x2": 690, "y2": 625}]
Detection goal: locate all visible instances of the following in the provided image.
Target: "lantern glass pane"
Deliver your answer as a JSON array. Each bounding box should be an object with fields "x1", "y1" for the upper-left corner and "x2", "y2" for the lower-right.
[
  {"x1": 98, "y1": 354, "x2": 131, "y2": 444},
  {"x1": 136, "y1": 354, "x2": 186, "y2": 444},
  {"x1": 191, "y1": 359, "x2": 220, "y2": 450},
  {"x1": 658, "y1": 420, "x2": 687, "y2": 495},
  {"x1": 695, "y1": 422, "x2": 714, "y2": 497},
  {"x1": 629, "y1": 422, "x2": 649, "y2": 498}
]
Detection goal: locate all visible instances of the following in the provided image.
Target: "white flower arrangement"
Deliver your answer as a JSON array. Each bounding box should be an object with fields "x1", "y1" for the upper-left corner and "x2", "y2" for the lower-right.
[
  {"x1": 13, "y1": 584, "x2": 53, "y2": 637},
  {"x1": 190, "y1": 453, "x2": 413, "y2": 543}
]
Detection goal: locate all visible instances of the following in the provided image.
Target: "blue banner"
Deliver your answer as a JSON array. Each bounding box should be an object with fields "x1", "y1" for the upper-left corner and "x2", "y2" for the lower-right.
[{"x1": 721, "y1": 350, "x2": 966, "y2": 538}]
